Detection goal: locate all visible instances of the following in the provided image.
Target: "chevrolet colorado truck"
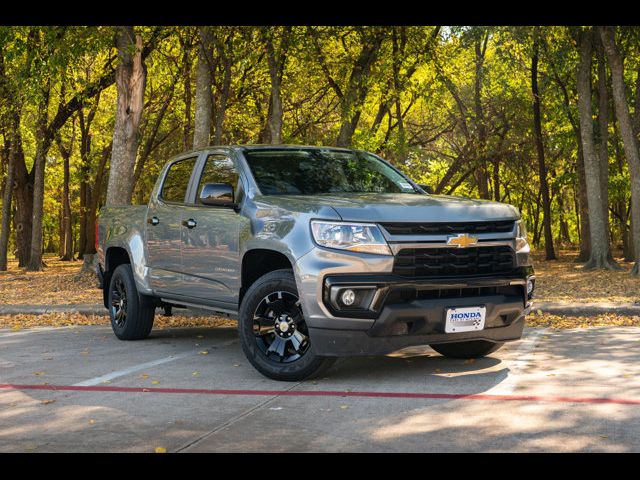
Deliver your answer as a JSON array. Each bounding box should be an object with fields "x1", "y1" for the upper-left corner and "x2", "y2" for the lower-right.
[{"x1": 96, "y1": 145, "x2": 534, "y2": 381}]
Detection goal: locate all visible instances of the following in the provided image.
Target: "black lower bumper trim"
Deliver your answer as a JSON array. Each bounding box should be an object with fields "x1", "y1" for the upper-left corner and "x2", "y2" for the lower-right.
[{"x1": 309, "y1": 315, "x2": 526, "y2": 357}]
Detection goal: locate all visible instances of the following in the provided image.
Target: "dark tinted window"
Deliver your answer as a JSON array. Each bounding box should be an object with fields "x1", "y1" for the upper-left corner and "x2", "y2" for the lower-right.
[
  {"x1": 161, "y1": 157, "x2": 197, "y2": 203},
  {"x1": 244, "y1": 149, "x2": 417, "y2": 195},
  {"x1": 197, "y1": 155, "x2": 239, "y2": 202}
]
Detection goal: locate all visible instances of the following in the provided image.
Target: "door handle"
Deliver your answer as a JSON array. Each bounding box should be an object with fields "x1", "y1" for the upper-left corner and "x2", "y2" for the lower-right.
[
  {"x1": 182, "y1": 219, "x2": 197, "y2": 229},
  {"x1": 148, "y1": 216, "x2": 160, "y2": 226}
]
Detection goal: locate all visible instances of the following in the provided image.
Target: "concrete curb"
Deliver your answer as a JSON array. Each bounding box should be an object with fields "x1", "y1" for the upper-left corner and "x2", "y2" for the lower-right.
[
  {"x1": 531, "y1": 301, "x2": 640, "y2": 317},
  {"x1": 1, "y1": 301, "x2": 639, "y2": 317},
  {"x1": 0, "y1": 304, "x2": 215, "y2": 317}
]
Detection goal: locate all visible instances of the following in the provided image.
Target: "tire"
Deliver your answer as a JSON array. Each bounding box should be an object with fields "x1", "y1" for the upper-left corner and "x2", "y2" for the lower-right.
[
  {"x1": 108, "y1": 264, "x2": 155, "y2": 340},
  {"x1": 238, "y1": 269, "x2": 336, "y2": 381},
  {"x1": 430, "y1": 340, "x2": 504, "y2": 359}
]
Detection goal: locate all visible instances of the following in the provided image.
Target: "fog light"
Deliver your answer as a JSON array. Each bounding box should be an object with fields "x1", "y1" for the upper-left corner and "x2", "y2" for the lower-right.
[{"x1": 341, "y1": 289, "x2": 356, "y2": 306}]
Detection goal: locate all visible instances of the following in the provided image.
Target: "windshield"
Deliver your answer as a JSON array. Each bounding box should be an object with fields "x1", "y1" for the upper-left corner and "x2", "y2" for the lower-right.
[{"x1": 243, "y1": 149, "x2": 418, "y2": 195}]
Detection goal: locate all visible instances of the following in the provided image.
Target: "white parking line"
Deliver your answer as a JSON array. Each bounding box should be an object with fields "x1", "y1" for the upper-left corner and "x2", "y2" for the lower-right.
[
  {"x1": 72, "y1": 337, "x2": 239, "y2": 387},
  {"x1": 490, "y1": 328, "x2": 547, "y2": 395},
  {"x1": 72, "y1": 351, "x2": 195, "y2": 386}
]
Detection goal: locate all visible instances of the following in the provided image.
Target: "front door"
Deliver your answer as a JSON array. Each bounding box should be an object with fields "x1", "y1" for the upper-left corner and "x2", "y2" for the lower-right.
[
  {"x1": 146, "y1": 156, "x2": 199, "y2": 294},
  {"x1": 178, "y1": 153, "x2": 245, "y2": 305}
]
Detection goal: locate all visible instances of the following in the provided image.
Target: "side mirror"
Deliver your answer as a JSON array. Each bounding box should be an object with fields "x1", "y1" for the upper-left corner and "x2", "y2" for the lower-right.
[
  {"x1": 418, "y1": 184, "x2": 433, "y2": 194},
  {"x1": 199, "y1": 183, "x2": 235, "y2": 207}
]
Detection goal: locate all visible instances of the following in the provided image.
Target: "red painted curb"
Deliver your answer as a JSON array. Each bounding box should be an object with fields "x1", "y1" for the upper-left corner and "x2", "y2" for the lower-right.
[{"x1": 1, "y1": 383, "x2": 639, "y2": 405}]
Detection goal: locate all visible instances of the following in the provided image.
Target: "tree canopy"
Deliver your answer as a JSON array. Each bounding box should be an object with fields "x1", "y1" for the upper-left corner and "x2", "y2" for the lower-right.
[{"x1": 1, "y1": 26, "x2": 639, "y2": 274}]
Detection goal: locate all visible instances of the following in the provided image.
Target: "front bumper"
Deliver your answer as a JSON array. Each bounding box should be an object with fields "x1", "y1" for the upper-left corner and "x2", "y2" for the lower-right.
[{"x1": 294, "y1": 246, "x2": 533, "y2": 356}]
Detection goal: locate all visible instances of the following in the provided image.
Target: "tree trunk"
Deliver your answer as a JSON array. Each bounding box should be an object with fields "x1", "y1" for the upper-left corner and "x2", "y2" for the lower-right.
[
  {"x1": 61, "y1": 147, "x2": 73, "y2": 260},
  {"x1": 26, "y1": 84, "x2": 52, "y2": 272},
  {"x1": 193, "y1": 26, "x2": 213, "y2": 150},
  {"x1": 613, "y1": 119, "x2": 633, "y2": 260},
  {"x1": 0, "y1": 131, "x2": 16, "y2": 271},
  {"x1": 577, "y1": 28, "x2": 618, "y2": 270},
  {"x1": 263, "y1": 27, "x2": 291, "y2": 145},
  {"x1": 474, "y1": 31, "x2": 490, "y2": 200},
  {"x1": 531, "y1": 28, "x2": 556, "y2": 260},
  {"x1": 595, "y1": 28, "x2": 612, "y2": 257},
  {"x1": 600, "y1": 26, "x2": 640, "y2": 274},
  {"x1": 213, "y1": 36, "x2": 232, "y2": 145},
  {"x1": 180, "y1": 33, "x2": 194, "y2": 151},
  {"x1": 77, "y1": 97, "x2": 99, "y2": 258},
  {"x1": 13, "y1": 160, "x2": 33, "y2": 267},
  {"x1": 576, "y1": 129, "x2": 591, "y2": 261},
  {"x1": 85, "y1": 143, "x2": 111, "y2": 255},
  {"x1": 105, "y1": 26, "x2": 147, "y2": 207}
]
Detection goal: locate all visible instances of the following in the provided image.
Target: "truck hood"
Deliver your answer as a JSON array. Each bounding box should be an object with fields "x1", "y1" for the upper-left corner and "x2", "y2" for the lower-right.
[{"x1": 254, "y1": 193, "x2": 520, "y2": 223}]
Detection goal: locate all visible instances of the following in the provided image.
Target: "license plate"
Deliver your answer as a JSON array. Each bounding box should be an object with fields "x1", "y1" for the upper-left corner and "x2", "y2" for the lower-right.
[{"x1": 445, "y1": 306, "x2": 486, "y2": 333}]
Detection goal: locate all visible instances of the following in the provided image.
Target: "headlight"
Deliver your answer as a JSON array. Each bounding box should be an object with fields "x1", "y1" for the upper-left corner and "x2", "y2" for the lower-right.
[
  {"x1": 516, "y1": 219, "x2": 529, "y2": 252},
  {"x1": 311, "y1": 220, "x2": 392, "y2": 255}
]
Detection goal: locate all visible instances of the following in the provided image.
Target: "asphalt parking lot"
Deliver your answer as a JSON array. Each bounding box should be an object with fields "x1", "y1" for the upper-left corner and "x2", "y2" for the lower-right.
[{"x1": 1, "y1": 323, "x2": 640, "y2": 452}]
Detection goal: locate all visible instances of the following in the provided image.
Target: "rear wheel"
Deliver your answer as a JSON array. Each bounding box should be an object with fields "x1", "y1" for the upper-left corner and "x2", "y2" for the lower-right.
[
  {"x1": 108, "y1": 264, "x2": 155, "y2": 340},
  {"x1": 430, "y1": 340, "x2": 503, "y2": 359},
  {"x1": 238, "y1": 269, "x2": 335, "y2": 381}
]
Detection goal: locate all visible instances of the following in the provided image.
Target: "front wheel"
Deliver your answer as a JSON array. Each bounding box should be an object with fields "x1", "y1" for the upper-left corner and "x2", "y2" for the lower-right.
[
  {"x1": 430, "y1": 340, "x2": 503, "y2": 359},
  {"x1": 238, "y1": 269, "x2": 335, "y2": 381}
]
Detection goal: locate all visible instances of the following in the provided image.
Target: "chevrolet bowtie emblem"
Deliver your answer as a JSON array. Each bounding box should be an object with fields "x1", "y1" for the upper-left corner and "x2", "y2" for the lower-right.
[{"x1": 446, "y1": 233, "x2": 479, "y2": 248}]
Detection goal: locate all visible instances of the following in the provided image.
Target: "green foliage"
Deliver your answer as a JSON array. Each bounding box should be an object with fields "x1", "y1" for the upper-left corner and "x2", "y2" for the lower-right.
[{"x1": 1, "y1": 25, "x2": 638, "y2": 257}]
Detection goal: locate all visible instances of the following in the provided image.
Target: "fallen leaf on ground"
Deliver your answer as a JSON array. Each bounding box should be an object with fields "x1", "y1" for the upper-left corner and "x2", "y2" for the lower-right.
[
  {"x1": 41, "y1": 399, "x2": 55, "y2": 405},
  {"x1": 155, "y1": 447, "x2": 167, "y2": 454},
  {"x1": 340, "y1": 405, "x2": 349, "y2": 410},
  {"x1": 139, "y1": 374, "x2": 149, "y2": 379},
  {"x1": 192, "y1": 371, "x2": 199, "y2": 376},
  {"x1": 151, "y1": 381, "x2": 160, "y2": 385},
  {"x1": 33, "y1": 372, "x2": 45, "y2": 376},
  {"x1": 198, "y1": 351, "x2": 209, "y2": 355}
]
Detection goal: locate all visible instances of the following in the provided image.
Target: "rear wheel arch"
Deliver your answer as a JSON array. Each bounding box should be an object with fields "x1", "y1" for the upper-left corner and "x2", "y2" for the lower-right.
[{"x1": 103, "y1": 247, "x2": 132, "y2": 308}]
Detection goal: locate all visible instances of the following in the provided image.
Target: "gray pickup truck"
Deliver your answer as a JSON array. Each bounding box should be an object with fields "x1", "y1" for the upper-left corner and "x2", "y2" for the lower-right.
[{"x1": 97, "y1": 145, "x2": 534, "y2": 381}]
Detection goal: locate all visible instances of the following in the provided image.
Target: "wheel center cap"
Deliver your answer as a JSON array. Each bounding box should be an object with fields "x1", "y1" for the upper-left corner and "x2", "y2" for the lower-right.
[{"x1": 279, "y1": 322, "x2": 289, "y2": 332}]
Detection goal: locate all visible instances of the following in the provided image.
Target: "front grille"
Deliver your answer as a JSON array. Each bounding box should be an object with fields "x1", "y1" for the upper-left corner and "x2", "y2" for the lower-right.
[
  {"x1": 393, "y1": 245, "x2": 516, "y2": 278},
  {"x1": 380, "y1": 220, "x2": 515, "y2": 236}
]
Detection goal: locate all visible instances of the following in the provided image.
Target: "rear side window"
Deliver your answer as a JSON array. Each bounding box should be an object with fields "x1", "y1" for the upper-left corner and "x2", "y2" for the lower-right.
[{"x1": 160, "y1": 157, "x2": 197, "y2": 203}]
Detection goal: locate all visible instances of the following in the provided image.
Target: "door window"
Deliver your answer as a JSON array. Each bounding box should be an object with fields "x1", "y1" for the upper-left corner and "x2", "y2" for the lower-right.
[
  {"x1": 197, "y1": 155, "x2": 240, "y2": 203},
  {"x1": 160, "y1": 157, "x2": 198, "y2": 203}
]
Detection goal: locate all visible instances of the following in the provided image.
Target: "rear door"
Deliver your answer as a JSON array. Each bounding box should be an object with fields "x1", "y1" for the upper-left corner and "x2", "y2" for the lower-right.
[
  {"x1": 146, "y1": 155, "x2": 200, "y2": 294},
  {"x1": 177, "y1": 152, "x2": 246, "y2": 305}
]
